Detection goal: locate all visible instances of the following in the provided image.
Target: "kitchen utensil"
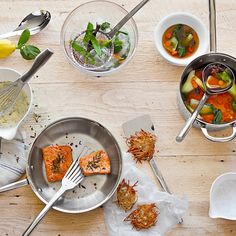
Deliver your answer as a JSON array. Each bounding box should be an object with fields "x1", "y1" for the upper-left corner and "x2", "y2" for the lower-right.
[
  {"x1": 0, "y1": 117, "x2": 122, "y2": 214},
  {"x1": 122, "y1": 115, "x2": 183, "y2": 223},
  {"x1": 176, "y1": 62, "x2": 235, "y2": 142},
  {"x1": 61, "y1": 0, "x2": 139, "y2": 77},
  {"x1": 177, "y1": 0, "x2": 236, "y2": 142},
  {"x1": 0, "y1": 68, "x2": 32, "y2": 140},
  {"x1": 23, "y1": 148, "x2": 87, "y2": 236},
  {"x1": 122, "y1": 115, "x2": 171, "y2": 193},
  {"x1": 209, "y1": 172, "x2": 236, "y2": 220},
  {"x1": 0, "y1": 49, "x2": 53, "y2": 117},
  {"x1": 154, "y1": 12, "x2": 208, "y2": 66},
  {"x1": 0, "y1": 10, "x2": 51, "y2": 40}
]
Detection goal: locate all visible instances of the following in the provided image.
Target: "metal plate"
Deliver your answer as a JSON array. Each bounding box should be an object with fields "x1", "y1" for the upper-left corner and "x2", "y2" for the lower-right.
[{"x1": 26, "y1": 117, "x2": 122, "y2": 213}]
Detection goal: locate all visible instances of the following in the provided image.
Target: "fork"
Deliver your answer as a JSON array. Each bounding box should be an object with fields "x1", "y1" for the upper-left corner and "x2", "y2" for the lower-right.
[{"x1": 22, "y1": 147, "x2": 88, "y2": 236}]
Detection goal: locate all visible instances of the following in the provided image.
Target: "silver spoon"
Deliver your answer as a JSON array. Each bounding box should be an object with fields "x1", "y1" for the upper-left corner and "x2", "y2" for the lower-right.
[
  {"x1": 106, "y1": 0, "x2": 150, "y2": 39},
  {"x1": 176, "y1": 62, "x2": 235, "y2": 142},
  {"x1": 0, "y1": 10, "x2": 51, "y2": 40}
]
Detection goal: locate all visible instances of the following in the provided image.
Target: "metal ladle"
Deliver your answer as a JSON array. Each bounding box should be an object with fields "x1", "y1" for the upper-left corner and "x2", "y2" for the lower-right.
[
  {"x1": 176, "y1": 62, "x2": 235, "y2": 142},
  {"x1": 0, "y1": 10, "x2": 51, "y2": 39},
  {"x1": 74, "y1": 0, "x2": 150, "y2": 71}
]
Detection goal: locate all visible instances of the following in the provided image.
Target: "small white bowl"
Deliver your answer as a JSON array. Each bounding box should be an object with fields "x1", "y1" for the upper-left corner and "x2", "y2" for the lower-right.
[
  {"x1": 0, "y1": 68, "x2": 32, "y2": 140},
  {"x1": 154, "y1": 12, "x2": 209, "y2": 66},
  {"x1": 209, "y1": 172, "x2": 236, "y2": 220}
]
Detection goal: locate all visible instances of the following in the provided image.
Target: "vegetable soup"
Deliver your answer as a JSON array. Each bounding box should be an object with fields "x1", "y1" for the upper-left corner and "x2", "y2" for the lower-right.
[
  {"x1": 163, "y1": 24, "x2": 199, "y2": 58},
  {"x1": 182, "y1": 68, "x2": 236, "y2": 124}
]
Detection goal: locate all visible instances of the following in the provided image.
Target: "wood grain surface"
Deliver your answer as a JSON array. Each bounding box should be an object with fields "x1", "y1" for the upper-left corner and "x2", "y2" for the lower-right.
[{"x1": 1, "y1": 0, "x2": 236, "y2": 235}]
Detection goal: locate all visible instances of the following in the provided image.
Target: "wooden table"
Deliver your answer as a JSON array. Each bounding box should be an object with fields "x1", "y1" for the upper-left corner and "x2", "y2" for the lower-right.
[{"x1": 1, "y1": 0, "x2": 236, "y2": 235}]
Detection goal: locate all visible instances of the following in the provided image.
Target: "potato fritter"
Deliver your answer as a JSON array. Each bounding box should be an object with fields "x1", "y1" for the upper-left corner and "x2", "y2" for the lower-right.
[
  {"x1": 116, "y1": 179, "x2": 138, "y2": 212},
  {"x1": 124, "y1": 203, "x2": 158, "y2": 230},
  {"x1": 126, "y1": 129, "x2": 156, "y2": 163}
]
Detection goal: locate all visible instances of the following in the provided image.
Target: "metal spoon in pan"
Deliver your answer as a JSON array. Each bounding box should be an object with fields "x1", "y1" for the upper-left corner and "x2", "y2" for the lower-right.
[
  {"x1": 0, "y1": 10, "x2": 51, "y2": 40},
  {"x1": 176, "y1": 62, "x2": 235, "y2": 142}
]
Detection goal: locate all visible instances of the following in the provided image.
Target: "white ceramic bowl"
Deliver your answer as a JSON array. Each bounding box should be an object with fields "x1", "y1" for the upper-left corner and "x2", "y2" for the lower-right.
[
  {"x1": 209, "y1": 172, "x2": 236, "y2": 220},
  {"x1": 0, "y1": 68, "x2": 32, "y2": 140},
  {"x1": 154, "y1": 12, "x2": 209, "y2": 66}
]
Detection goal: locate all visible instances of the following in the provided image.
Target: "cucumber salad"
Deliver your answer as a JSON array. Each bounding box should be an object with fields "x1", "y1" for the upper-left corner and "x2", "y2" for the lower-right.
[{"x1": 70, "y1": 22, "x2": 131, "y2": 71}]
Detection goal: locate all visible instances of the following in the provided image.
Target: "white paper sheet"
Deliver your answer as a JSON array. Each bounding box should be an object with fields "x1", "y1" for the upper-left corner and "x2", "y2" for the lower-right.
[{"x1": 103, "y1": 153, "x2": 188, "y2": 236}]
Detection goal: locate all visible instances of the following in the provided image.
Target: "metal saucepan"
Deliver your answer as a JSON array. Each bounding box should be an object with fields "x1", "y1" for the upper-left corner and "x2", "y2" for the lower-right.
[
  {"x1": 0, "y1": 117, "x2": 122, "y2": 213},
  {"x1": 177, "y1": 0, "x2": 236, "y2": 142}
]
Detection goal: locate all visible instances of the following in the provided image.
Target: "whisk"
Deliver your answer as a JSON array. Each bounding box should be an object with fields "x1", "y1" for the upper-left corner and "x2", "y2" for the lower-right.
[{"x1": 0, "y1": 48, "x2": 53, "y2": 116}]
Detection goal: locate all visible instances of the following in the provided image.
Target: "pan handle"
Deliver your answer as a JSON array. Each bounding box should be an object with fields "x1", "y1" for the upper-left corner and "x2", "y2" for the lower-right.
[
  {"x1": 201, "y1": 125, "x2": 236, "y2": 142},
  {"x1": 0, "y1": 178, "x2": 29, "y2": 193},
  {"x1": 209, "y1": 0, "x2": 217, "y2": 52}
]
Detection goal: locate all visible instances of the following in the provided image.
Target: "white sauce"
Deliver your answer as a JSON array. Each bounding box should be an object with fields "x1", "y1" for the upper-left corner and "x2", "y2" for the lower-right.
[{"x1": 0, "y1": 81, "x2": 29, "y2": 127}]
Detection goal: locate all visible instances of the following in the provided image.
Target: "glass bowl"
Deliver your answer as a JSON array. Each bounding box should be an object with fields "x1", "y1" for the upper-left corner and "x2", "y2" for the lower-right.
[{"x1": 61, "y1": 0, "x2": 139, "y2": 76}]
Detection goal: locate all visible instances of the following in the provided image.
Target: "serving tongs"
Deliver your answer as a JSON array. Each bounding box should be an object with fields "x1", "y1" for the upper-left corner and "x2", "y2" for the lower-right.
[{"x1": 123, "y1": 115, "x2": 182, "y2": 223}]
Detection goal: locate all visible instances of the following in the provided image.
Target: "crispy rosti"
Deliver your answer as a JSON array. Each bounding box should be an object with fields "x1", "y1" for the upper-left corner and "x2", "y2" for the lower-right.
[
  {"x1": 116, "y1": 179, "x2": 138, "y2": 211},
  {"x1": 126, "y1": 129, "x2": 156, "y2": 163},
  {"x1": 124, "y1": 203, "x2": 158, "y2": 230}
]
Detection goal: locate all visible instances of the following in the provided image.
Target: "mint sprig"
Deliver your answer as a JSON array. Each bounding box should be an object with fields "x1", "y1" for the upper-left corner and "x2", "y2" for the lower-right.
[{"x1": 16, "y1": 29, "x2": 41, "y2": 60}]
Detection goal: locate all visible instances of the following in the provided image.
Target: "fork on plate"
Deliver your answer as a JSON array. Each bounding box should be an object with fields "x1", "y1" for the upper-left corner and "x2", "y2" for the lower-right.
[{"x1": 22, "y1": 147, "x2": 88, "y2": 236}]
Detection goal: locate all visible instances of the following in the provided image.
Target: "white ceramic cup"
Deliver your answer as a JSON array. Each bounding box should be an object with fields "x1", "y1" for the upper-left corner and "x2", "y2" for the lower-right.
[
  {"x1": 209, "y1": 172, "x2": 236, "y2": 220},
  {"x1": 0, "y1": 67, "x2": 32, "y2": 140},
  {"x1": 154, "y1": 12, "x2": 209, "y2": 66}
]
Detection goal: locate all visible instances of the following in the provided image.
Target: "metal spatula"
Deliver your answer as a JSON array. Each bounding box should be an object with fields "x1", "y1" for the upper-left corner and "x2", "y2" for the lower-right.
[
  {"x1": 0, "y1": 48, "x2": 53, "y2": 116},
  {"x1": 122, "y1": 115, "x2": 171, "y2": 193},
  {"x1": 123, "y1": 115, "x2": 183, "y2": 223}
]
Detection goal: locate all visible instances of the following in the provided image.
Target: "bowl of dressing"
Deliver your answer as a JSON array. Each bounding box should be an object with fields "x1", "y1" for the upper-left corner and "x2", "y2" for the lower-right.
[{"x1": 0, "y1": 67, "x2": 32, "y2": 140}]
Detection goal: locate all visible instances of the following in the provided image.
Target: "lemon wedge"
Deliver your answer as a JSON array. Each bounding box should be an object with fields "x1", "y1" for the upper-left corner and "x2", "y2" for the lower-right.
[{"x1": 0, "y1": 39, "x2": 16, "y2": 58}]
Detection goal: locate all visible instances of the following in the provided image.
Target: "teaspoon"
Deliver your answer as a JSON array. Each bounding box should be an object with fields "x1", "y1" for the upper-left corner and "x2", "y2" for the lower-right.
[{"x1": 0, "y1": 10, "x2": 51, "y2": 40}]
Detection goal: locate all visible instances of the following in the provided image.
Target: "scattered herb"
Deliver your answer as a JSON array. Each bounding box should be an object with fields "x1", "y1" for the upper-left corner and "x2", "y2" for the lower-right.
[
  {"x1": 218, "y1": 70, "x2": 232, "y2": 83},
  {"x1": 114, "y1": 37, "x2": 123, "y2": 54},
  {"x1": 100, "y1": 22, "x2": 111, "y2": 31},
  {"x1": 33, "y1": 113, "x2": 41, "y2": 123},
  {"x1": 213, "y1": 109, "x2": 222, "y2": 124},
  {"x1": 71, "y1": 41, "x2": 95, "y2": 65},
  {"x1": 20, "y1": 45, "x2": 41, "y2": 60},
  {"x1": 17, "y1": 29, "x2": 30, "y2": 48},
  {"x1": 16, "y1": 29, "x2": 41, "y2": 60},
  {"x1": 232, "y1": 101, "x2": 236, "y2": 112},
  {"x1": 71, "y1": 21, "x2": 130, "y2": 69},
  {"x1": 51, "y1": 154, "x2": 64, "y2": 173},
  {"x1": 177, "y1": 44, "x2": 186, "y2": 57}
]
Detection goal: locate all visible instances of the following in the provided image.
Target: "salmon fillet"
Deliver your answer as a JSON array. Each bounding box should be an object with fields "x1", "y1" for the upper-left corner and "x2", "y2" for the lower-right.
[
  {"x1": 79, "y1": 150, "x2": 111, "y2": 176},
  {"x1": 42, "y1": 145, "x2": 73, "y2": 182}
]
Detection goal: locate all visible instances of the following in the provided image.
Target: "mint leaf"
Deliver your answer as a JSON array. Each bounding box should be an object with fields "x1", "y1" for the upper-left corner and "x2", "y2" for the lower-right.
[
  {"x1": 83, "y1": 22, "x2": 94, "y2": 43},
  {"x1": 71, "y1": 41, "x2": 95, "y2": 65},
  {"x1": 91, "y1": 36, "x2": 102, "y2": 56},
  {"x1": 114, "y1": 38, "x2": 123, "y2": 54},
  {"x1": 101, "y1": 22, "x2": 110, "y2": 31},
  {"x1": 18, "y1": 29, "x2": 30, "y2": 48},
  {"x1": 20, "y1": 45, "x2": 40, "y2": 60}
]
